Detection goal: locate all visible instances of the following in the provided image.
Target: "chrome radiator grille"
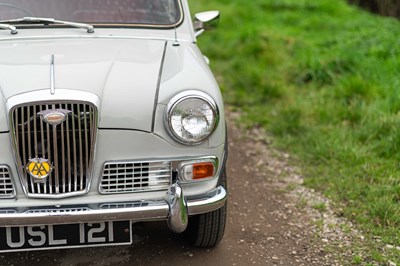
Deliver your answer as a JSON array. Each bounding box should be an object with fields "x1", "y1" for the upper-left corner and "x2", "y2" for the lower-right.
[
  {"x1": 0, "y1": 166, "x2": 15, "y2": 198},
  {"x1": 11, "y1": 102, "x2": 97, "y2": 198},
  {"x1": 100, "y1": 161, "x2": 172, "y2": 194}
]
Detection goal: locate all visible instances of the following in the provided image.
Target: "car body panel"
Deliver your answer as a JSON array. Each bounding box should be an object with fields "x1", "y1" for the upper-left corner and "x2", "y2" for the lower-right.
[
  {"x1": 0, "y1": 38, "x2": 167, "y2": 132},
  {"x1": 0, "y1": 0, "x2": 227, "y2": 250}
]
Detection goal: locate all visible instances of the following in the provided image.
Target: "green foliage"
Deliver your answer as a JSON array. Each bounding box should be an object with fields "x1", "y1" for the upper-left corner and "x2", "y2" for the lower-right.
[
  {"x1": 190, "y1": 0, "x2": 400, "y2": 263},
  {"x1": 312, "y1": 202, "x2": 327, "y2": 212},
  {"x1": 371, "y1": 197, "x2": 400, "y2": 227},
  {"x1": 352, "y1": 254, "x2": 363, "y2": 265}
]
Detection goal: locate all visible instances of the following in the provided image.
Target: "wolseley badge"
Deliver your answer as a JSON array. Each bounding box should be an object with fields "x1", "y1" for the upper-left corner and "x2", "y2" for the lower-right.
[
  {"x1": 38, "y1": 109, "x2": 71, "y2": 126},
  {"x1": 26, "y1": 158, "x2": 52, "y2": 183}
]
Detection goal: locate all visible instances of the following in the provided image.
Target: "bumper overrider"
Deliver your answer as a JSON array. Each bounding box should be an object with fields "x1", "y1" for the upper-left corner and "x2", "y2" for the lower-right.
[{"x1": 0, "y1": 184, "x2": 226, "y2": 233}]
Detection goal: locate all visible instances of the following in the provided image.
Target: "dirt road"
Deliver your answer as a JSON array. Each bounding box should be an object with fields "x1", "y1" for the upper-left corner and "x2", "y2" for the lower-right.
[{"x1": 0, "y1": 113, "x2": 359, "y2": 265}]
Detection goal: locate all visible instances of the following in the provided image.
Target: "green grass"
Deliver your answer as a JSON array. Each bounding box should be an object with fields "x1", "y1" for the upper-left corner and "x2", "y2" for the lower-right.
[{"x1": 190, "y1": 0, "x2": 400, "y2": 263}]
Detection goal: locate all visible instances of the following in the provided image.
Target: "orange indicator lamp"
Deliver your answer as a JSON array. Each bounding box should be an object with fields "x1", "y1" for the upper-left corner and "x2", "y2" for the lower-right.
[
  {"x1": 192, "y1": 162, "x2": 214, "y2": 180},
  {"x1": 181, "y1": 161, "x2": 215, "y2": 181}
]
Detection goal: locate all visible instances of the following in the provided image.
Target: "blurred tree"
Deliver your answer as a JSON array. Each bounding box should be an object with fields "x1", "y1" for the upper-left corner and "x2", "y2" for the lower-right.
[{"x1": 349, "y1": 0, "x2": 400, "y2": 18}]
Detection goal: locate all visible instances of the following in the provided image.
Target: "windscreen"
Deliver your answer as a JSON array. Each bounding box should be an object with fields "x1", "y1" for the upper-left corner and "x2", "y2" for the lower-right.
[{"x1": 0, "y1": 0, "x2": 182, "y2": 26}]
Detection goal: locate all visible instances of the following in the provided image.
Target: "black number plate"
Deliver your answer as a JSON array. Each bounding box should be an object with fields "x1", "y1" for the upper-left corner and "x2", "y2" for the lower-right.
[{"x1": 0, "y1": 221, "x2": 132, "y2": 252}]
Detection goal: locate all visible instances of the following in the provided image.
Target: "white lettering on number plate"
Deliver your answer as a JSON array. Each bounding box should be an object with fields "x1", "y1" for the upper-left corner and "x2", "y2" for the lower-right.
[{"x1": 1, "y1": 221, "x2": 127, "y2": 251}]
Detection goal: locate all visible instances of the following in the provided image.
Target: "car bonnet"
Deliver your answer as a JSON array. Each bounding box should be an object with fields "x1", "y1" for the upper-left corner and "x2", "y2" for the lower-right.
[{"x1": 0, "y1": 37, "x2": 167, "y2": 132}]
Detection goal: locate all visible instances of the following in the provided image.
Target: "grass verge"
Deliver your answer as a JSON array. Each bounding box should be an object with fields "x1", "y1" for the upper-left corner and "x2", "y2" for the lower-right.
[{"x1": 190, "y1": 0, "x2": 400, "y2": 264}]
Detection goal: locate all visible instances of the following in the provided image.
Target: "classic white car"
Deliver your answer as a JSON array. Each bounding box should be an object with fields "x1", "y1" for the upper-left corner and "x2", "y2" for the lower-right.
[{"x1": 0, "y1": 0, "x2": 227, "y2": 252}]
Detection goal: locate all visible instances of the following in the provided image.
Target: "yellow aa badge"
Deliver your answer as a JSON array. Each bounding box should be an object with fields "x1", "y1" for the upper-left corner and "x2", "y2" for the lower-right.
[{"x1": 26, "y1": 158, "x2": 52, "y2": 183}]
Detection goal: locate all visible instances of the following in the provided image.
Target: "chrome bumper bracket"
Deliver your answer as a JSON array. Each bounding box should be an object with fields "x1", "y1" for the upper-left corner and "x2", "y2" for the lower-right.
[{"x1": 165, "y1": 182, "x2": 188, "y2": 233}]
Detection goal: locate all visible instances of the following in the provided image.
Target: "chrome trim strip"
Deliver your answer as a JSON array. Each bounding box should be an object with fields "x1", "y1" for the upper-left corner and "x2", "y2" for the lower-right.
[
  {"x1": 84, "y1": 105, "x2": 89, "y2": 189},
  {"x1": 71, "y1": 103, "x2": 77, "y2": 192},
  {"x1": 77, "y1": 104, "x2": 83, "y2": 190},
  {"x1": 6, "y1": 90, "x2": 100, "y2": 109},
  {"x1": 151, "y1": 41, "x2": 167, "y2": 133},
  {"x1": 0, "y1": 35, "x2": 192, "y2": 43},
  {"x1": 66, "y1": 104, "x2": 72, "y2": 192},
  {"x1": 46, "y1": 112, "x2": 52, "y2": 193},
  {"x1": 52, "y1": 106, "x2": 59, "y2": 194},
  {"x1": 60, "y1": 105, "x2": 65, "y2": 193},
  {"x1": 0, "y1": 186, "x2": 226, "y2": 226},
  {"x1": 50, "y1": 55, "x2": 55, "y2": 95},
  {"x1": 33, "y1": 105, "x2": 38, "y2": 159}
]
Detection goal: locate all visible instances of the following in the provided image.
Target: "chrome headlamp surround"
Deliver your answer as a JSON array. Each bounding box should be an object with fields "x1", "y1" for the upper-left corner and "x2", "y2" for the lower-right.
[{"x1": 165, "y1": 90, "x2": 219, "y2": 145}]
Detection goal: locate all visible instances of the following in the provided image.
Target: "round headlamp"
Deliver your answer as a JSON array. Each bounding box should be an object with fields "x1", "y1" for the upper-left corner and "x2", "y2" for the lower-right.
[{"x1": 165, "y1": 91, "x2": 218, "y2": 145}]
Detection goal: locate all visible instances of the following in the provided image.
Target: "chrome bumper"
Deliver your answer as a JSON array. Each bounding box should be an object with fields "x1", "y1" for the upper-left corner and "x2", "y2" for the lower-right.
[{"x1": 0, "y1": 185, "x2": 226, "y2": 233}]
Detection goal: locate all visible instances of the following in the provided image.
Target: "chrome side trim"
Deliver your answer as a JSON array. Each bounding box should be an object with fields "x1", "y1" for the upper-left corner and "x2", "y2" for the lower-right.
[
  {"x1": 0, "y1": 186, "x2": 226, "y2": 226},
  {"x1": 0, "y1": 35, "x2": 193, "y2": 43},
  {"x1": 151, "y1": 41, "x2": 167, "y2": 133}
]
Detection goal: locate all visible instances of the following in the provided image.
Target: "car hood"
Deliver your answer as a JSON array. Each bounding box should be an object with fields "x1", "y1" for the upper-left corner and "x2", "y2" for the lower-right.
[{"x1": 0, "y1": 38, "x2": 167, "y2": 132}]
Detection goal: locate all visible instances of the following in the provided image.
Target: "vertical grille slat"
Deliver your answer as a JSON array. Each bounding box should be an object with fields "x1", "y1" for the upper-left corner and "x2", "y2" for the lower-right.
[
  {"x1": 31, "y1": 106, "x2": 40, "y2": 193},
  {"x1": 66, "y1": 104, "x2": 72, "y2": 193},
  {"x1": 27, "y1": 107, "x2": 32, "y2": 160},
  {"x1": 77, "y1": 104, "x2": 83, "y2": 190},
  {"x1": 52, "y1": 104, "x2": 59, "y2": 194},
  {"x1": 39, "y1": 105, "x2": 45, "y2": 194},
  {"x1": 84, "y1": 106, "x2": 89, "y2": 182},
  {"x1": 11, "y1": 102, "x2": 97, "y2": 198},
  {"x1": 60, "y1": 104, "x2": 66, "y2": 194},
  {"x1": 33, "y1": 105, "x2": 38, "y2": 158},
  {"x1": 60, "y1": 121, "x2": 65, "y2": 193},
  {"x1": 46, "y1": 119, "x2": 52, "y2": 194},
  {"x1": 72, "y1": 104, "x2": 78, "y2": 192},
  {"x1": 21, "y1": 109, "x2": 26, "y2": 189},
  {"x1": 33, "y1": 106, "x2": 41, "y2": 193},
  {"x1": 39, "y1": 105, "x2": 46, "y2": 160}
]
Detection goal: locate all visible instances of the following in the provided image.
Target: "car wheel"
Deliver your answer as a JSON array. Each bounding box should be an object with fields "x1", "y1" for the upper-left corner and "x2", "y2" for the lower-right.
[
  {"x1": 185, "y1": 202, "x2": 227, "y2": 247},
  {"x1": 185, "y1": 169, "x2": 227, "y2": 247}
]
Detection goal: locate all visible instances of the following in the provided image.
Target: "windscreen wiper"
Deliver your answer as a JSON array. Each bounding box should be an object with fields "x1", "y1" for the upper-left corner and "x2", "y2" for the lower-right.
[
  {"x1": 0, "y1": 17, "x2": 94, "y2": 34},
  {"x1": 0, "y1": 23, "x2": 17, "y2": 34}
]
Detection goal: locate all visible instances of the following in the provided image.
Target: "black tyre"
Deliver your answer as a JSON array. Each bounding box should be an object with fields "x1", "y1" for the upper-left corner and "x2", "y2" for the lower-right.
[
  {"x1": 185, "y1": 201, "x2": 227, "y2": 247},
  {"x1": 185, "y1": 169, "x2": 227, "y2": 247}
]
